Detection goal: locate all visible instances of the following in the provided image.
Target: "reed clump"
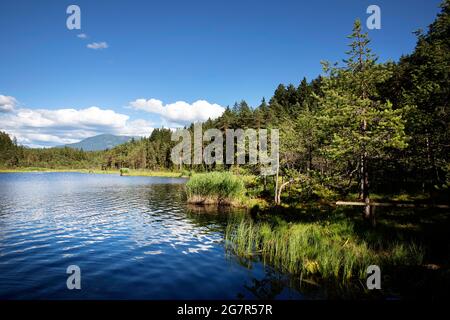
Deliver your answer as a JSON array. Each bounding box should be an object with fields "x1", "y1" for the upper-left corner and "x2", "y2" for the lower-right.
[
  {"x1": 225, "y1": 218, "x2": 424, "y2": 280},
  {"x1": 186, "y1": 172, "x2": 246, "y2": 206}
]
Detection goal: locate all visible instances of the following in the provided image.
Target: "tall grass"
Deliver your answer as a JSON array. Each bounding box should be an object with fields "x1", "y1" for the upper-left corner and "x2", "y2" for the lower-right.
[
  {"x1": 225, "y1": 218, "x2": 424, "y2": 280},
  {"x1": 186, "y1": 172, "x2": 245, "y2": 205}
]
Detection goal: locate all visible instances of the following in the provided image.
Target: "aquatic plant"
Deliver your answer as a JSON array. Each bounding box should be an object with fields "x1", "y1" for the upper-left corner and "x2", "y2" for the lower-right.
[
  {"x1": 225, "y1": 218, "x2": 424, "y2": 280},
  {"x1": 185, "y1": 172, "x2": 245, "y2": 205}
]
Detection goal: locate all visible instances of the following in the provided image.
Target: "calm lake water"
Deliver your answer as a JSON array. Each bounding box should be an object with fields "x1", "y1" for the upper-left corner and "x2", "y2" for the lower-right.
[{"x1": 0, "y1": 172, "x2": 306, "y2": 299}]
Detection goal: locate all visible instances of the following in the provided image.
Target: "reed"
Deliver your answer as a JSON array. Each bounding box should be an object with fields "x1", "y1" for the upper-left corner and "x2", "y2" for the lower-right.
[
  {"x1": 185, "y1": 172, "x2": 245, "y2": 205},
  {"x1": 225, "y1": 218, "x2": 424, "y2": 280}
]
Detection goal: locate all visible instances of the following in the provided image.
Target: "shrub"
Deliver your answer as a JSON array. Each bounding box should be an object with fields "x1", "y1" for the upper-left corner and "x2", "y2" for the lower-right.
[{"x1": 120, "y1": 168, "x2": 129, "y2": 176}]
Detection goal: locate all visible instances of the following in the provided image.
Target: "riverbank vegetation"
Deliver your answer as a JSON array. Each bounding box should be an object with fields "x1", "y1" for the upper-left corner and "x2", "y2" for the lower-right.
[
  {"x1": 225, "y1": 206, "x2": 450, "y2": 298},
  {"x1": 225, "y1": 215, "x2": 424, "y2": 280}
]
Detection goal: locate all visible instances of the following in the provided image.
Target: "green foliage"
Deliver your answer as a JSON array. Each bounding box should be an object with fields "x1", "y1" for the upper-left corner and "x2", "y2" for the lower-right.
[
  {"x1": 0, "y1": 131, "x2": 19, "y2": 167},
  {"x1": 185, "y1": 172, "x2": 245, "y2": 205},
  {"x1": 119, "y1": 168, "x2": 130, "y2": 175},
  {"x1": 180, "y1": 169, "x2": 193, "y2": 177},
  {"x1": 225, "y1": 217, "x2": 424, "y2": 280},
  {"x1": 380, "y1": 0, "x2": 450, "y2": 192},
  {"x1": 316, "y1": 20, "x2": 408, "y2": 204},
  {"x1": 0, "y1": 132, "x2": 103, "y2": 169}
]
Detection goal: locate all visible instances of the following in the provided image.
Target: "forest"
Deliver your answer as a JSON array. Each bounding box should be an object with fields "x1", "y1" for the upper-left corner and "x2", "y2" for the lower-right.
[{"x1": 1, "y1": 1, "x2": 449, "y2": 208}]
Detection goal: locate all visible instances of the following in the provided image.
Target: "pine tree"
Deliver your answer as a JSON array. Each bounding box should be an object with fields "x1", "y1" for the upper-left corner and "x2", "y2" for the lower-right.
[{"x1": 317, "y1": 20, "x2": 408, "y2": 221}]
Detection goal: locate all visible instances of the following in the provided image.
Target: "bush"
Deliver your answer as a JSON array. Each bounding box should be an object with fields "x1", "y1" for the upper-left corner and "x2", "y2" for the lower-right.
[
  {"x1": 180, "y1": 169, "x2": 193, "y2": 177},
  {"x1": 185, "y1": 172, "x2": 245, "y2": 205}
]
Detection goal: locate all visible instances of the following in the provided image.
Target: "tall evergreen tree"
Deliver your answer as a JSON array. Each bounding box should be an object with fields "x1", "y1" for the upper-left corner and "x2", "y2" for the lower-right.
[{"x1": 317, "y1": 20, "x2": 408, "y2": 220}]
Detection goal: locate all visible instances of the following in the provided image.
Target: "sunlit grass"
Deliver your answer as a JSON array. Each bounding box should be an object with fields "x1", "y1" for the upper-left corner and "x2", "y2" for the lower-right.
[{"x1": 186, "y1": 172, "x2": 246, "y2": 205}]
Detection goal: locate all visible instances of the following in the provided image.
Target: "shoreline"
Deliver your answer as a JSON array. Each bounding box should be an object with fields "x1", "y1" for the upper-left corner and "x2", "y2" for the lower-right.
[{"x1": 0, "y1": 168, "x2": 185, "y2": 178}]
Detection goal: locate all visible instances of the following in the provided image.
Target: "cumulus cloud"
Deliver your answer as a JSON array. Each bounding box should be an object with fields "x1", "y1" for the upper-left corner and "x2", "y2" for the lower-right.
[
  {"x1": 129, "y1": 98, "x2": 225, "y2": 125},
  {"x1": 0, "y1": 95, "x2": 17, "y2": 113},
  {"x1": 77, "y1": 33, "x2": 88, "y2": 39},
  {"x1": 0, "y1": 96, "x2": 153, "y2": 147},
  {"x1": 12, "y1": 107, "x2": 129, "y2": 129},
  {"x1": 87, "y1": 41, "x2": 108, "y2": 50}
]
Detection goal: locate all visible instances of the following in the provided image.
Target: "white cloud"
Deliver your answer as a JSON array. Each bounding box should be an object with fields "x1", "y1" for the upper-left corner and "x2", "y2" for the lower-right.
[
  {"x1": 0, "y1": 96, "x2": 153, "y2": 147},
  {"x1": 118, "y1": 119, "x2": 154, "y2": 137},
  {"x1": 0, "y1": 95, "x2": 17, "y2": 112},
  {"x1": 87, "y1": 41, "x2": 108, "y2": 50},
  {"x1": 77, "y1": 33, "x2": 88, "y2": 39},
  {"x1": 129, "y1": 98, "x2": 225, "y2": 124},
  {"x1": 12, "y1": 107, "x2": 129, "y2": 129}
]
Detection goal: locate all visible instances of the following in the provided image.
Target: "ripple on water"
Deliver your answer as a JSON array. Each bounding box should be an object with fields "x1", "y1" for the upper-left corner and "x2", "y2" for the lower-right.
[{"x1": 0, "y1": 172, "x2": 303, "y2": 299}]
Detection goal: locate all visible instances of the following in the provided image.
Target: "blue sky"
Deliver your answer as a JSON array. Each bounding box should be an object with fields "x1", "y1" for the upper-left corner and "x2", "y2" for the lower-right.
[{"x1": 0, "y1": 0, "x2": 443, "y2": 147}]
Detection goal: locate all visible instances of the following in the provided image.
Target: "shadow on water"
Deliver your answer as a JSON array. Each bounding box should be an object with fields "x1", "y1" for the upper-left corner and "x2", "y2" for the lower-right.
[
  {"x1": 243, "y1": 204, "x2": 450, "y2": 300},
  {"x1": 185, "y1": 204, "x2": 246, "y2": 227}
]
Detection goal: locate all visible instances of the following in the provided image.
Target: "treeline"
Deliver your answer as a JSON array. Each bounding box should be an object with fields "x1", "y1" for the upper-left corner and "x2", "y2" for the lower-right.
[
  {"x1": 0, "y1": 129, "x2": 174, "y2": 170},
  {"x1": 0, "y1": 132, "x2": 104, "y2": 168},
  {"x1": 1, "y1": 1, "x2": 449, "y2": 204},
  {"x1": 102, "y1": 129, "x2": 175, "y2": 170}
]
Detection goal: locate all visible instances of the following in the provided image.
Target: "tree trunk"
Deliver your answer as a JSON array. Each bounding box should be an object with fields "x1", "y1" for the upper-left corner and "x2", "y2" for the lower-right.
[
  {"x1": 276, "y1": 176, "x2": 306, "y2": 205},
  {"x1": 307, "y1": 145, "x2": 312, "y2": 173},
  {"x1": 274, "y1": 152, "x2": 280, "y2": 204},
  {"x1": 360, "y1": 152, "x2": 371, "y2": 220},
  {"x1": 277, "y1": 178, "x2": 292, "y2": 205}
]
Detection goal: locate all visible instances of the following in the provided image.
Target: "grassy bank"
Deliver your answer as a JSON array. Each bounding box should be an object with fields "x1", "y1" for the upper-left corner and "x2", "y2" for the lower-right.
[
  {"x1": 0, "y1": 167, "x2": 184, "y2": 178},
  {"x1": 225, "y1": 213, "x2": 425, "y2": 281}
]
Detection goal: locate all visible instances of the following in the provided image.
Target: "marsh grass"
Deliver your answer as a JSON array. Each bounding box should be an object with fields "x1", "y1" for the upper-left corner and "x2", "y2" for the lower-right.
[
  {"x1": 186, "y1": 172, "x2": 246, "y2": 205},
  {"x1": 225, "y1": 217, "x2": 424, "y2": 281}
]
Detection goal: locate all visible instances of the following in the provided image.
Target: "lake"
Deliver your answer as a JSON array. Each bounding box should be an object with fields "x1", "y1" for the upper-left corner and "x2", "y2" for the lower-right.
[{"x1": 0, "y1": 172, "x2": 306, "y2": 299}]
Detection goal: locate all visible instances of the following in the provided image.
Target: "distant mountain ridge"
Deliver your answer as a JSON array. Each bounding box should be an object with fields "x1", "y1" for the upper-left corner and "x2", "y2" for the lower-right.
[{"x1": 63, "y1": 134, "x2": 137, "y2": 151}]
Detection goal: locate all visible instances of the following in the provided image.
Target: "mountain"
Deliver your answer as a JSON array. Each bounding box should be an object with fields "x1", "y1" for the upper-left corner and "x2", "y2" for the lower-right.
[{"x1": 63, "y1": 134, "x2": 137, "y2": 151}]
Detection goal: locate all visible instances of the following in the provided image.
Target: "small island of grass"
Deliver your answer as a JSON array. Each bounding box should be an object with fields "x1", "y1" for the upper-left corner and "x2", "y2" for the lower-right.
[{"x1": 186, "y1": 172, "x2": 246, "y2": 206}]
